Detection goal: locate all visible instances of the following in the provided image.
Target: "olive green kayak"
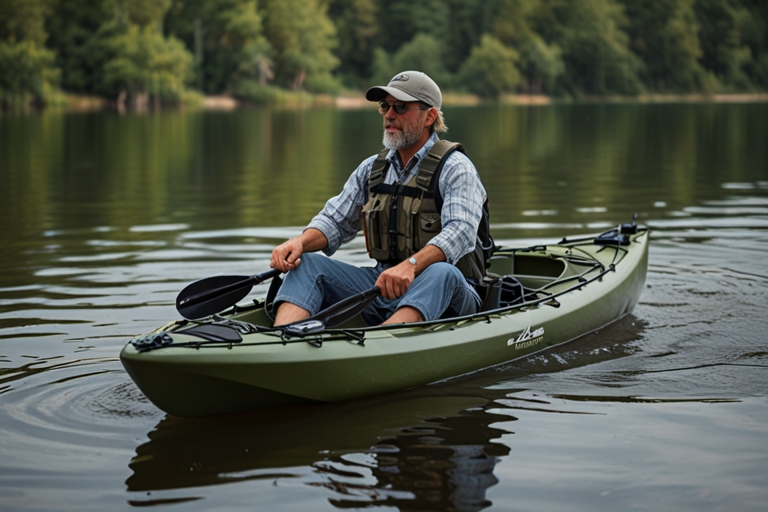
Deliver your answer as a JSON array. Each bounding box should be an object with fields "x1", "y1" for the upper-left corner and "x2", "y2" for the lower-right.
[{"x1": 120, "y1": 224, "x2": 649, "y2": 417}]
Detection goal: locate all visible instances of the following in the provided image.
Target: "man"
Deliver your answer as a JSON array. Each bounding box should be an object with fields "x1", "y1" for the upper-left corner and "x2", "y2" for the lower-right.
[{"x1": 270, "y1": 71, "x2": 489, "y2": 326}]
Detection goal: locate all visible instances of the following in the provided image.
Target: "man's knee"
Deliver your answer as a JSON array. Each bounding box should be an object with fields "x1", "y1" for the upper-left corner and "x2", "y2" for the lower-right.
[
  {"x1": 282, "y1": 252, "x2": 326, "y2": 281},
  {"x1": 419, "y1": 262, "x2": 465, "y2": 284}
]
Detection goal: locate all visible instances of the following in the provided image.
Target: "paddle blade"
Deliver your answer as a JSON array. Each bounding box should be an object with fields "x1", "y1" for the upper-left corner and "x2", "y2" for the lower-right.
[{"x1": 176, "y1": 275, "x2": 256, "y2": 320}]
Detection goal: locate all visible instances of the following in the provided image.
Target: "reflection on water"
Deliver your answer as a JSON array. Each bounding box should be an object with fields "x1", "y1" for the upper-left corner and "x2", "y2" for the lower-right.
[
  {"x1": 319, "y1": 410, "x2": 508, "y2": 511},
  {"x1": 1, "y1": 103, "x2": 768, "y2": 510},
  {"x1": 123, "y1": 316, "x2": 644, "y2": 510}
]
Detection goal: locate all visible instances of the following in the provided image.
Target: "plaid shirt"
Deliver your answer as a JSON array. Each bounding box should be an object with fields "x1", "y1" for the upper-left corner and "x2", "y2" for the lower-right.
[{"x1": 307, "y1": 132, "x2": 487, "y2": 265}]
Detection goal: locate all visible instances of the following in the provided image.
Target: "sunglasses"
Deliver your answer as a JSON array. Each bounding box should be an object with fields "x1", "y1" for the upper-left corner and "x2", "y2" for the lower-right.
[{"x1": 378, "y1": 100, "x2": 431, "y2": 115}]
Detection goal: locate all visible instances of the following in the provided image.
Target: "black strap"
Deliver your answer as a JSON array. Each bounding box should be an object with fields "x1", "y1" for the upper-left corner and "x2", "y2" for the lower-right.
[{"x1": 370, "y1": 183, "x2": 423, "y2": 198}]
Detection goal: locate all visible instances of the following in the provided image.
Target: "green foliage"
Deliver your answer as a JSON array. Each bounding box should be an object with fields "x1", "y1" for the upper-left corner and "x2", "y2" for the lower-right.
[
  {"x1": 101, "y1": 23, "x2": 192, "y2": 102},
  {"x1": 369, "y1": 33, "x2": 454, "y2": 90},
  {"x1": 45, "y1": 0, "x2": 111, "y2": 92},
  {"x1": 535, "y1": 0, "x2": 645, "y2": 95},
  {"x1": 0, "y1": 0, "x2": 51, "y2": 45},
  {"x1": 261, "y1": 0, "x2": 339, "y2": 92},
  {"x1": 231, "y1": 78, "x2": 283, "y2": 103},
  {"x1": 368, "y1": 0, "x2": 496, "y2": 75},
  {"x1": 165, "y1": 0, "x2": 269, "y2": 94},
  {"x1": 327, "y1": 0, "x2": 379, "y2": 87},
  {"x1": 695, "y1": 0, "x2": 754, "y2": 90},
  {"x1": 459, "y1": 35, "x2": 521, "y2": 97},
  {"x1": 621, "y1": 0, "x2": 713, "y2": 92},
  {"x1": 0, "y1": 40, "x2": 59, "y2": 107},
  {"x1": 442, "y1": 0, "x2": 496, "y2": 71},
  {"x1": 0, "y1": 0, "x2": 59, "y2": 108},
  {"x1": 369, "y1": 47, "x2": 395, "y2": 86},
  {"x1": 372, "y1": 0, "x2": 451, "y2": 55},
  {"x1": 740, "y1": 0, "x2": 768, "y2": 87},
  {"x1": 522, "y1": 38, "x2": 564, "y2": 94},
  {"x1": 3, "y1": 0, "x2": 768, "y2": 108},
  {"x1": 115, "y1": 0, "x2": 172, "y2": 28},
  {"x1": 491, "y1": 0, "x2": 563, "y2": 94},
  {"x1": 390, "y1": 34, "x2": 452, "y2": 87},
  {"x1": 754, "y1": 54, "x2": 768, "y2": 88}
]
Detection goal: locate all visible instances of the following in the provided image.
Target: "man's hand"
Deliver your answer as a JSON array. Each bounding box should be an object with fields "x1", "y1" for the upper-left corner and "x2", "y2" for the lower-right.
[
  {"x1": 271, "y1": 238, "x2": 304, "y2": 272},
  {"x1": 375, "y1": 261, "x2": 417, "y2": 300},
  {"x1": 270, "y1": 228, "x2": 329, "y2": 273},
  {"x1": 375, "y1": 244, "x2": 448, "y2": 300}
]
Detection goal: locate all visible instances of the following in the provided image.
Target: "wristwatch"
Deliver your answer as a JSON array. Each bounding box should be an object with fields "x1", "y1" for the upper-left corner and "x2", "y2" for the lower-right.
[{"x1": 408, "y1": 257, "x2": 417, "y2": 266}]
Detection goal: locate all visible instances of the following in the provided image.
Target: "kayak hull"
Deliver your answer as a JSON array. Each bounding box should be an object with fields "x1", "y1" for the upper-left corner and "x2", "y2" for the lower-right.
[{"x1": 121, "y1": 229, "x2": 649, "y2": 417}]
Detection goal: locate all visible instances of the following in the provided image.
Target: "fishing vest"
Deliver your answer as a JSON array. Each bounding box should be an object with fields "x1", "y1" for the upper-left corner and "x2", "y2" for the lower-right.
[{"x1": 361, "y1": 140, "x2": 493, "y2": 282}]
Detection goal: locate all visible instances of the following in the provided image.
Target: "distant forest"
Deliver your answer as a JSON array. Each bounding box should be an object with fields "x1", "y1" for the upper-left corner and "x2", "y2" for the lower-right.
[{"x1": 1, "y1": 0, "x2": 767, "y2": 109}]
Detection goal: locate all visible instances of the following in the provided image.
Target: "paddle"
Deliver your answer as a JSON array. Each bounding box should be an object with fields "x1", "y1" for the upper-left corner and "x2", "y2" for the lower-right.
[
  {"x1": 284, "y1": 286, "x2": 382, "y2": 335},
  {"x1": 176, "y1": 269, "x2": 280, "y2": 320}
]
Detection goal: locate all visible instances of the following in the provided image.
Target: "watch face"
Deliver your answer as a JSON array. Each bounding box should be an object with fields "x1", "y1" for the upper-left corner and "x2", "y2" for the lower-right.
[{"x1": 409, "y1": 257, "x2": 417, "y2": 265}]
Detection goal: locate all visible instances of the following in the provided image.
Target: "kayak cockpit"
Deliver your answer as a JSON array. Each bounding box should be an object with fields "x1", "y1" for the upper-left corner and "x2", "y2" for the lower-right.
[{"x1": 487, "y1": 251, "x2": 567, "y2": 289}]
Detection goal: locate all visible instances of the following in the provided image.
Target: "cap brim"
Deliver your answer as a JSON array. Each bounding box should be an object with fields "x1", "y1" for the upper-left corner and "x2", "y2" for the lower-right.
[{"x1": 365, "y1": 86, "x2": 420, "y2": 103}]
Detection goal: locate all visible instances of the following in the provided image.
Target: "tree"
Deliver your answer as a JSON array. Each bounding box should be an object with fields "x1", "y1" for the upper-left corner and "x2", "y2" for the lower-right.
[
  {"x1": 521, "y1": 37, "x2": 564, "y2": 93},
  {"x1": 0, "y1": 0, "x2": 51, "y2": 45},
  {"x1": 534, "y1": 0, "x2": 644, "y2": 95},
  {"x1": 165, "y1": 0, "x2": 270, "y2": 94},
  {"x1": 458, "y1": 34, "x2": 521, "y2": 97},
  {"x1": 369, "y1": 47, "x2": 395, "y2": 86},
  {"x1": 101, "y1": 23, "x2": 192, "y2": 107},
  {"x1": 739, "y1": 0, "x2": 768, "y2": 87},
  {"x1": 261, "y1": 0, "x2": 339, "y2": 92},
  {"x1": 621, "y1": 0, "x2": 714, "y2": 92},
  {"x1": 370, "y1": 0, "x2": 493, "y2": 75},
  {"x1": 695, "y1": 0, "x2": 753, "y2": 90},
  {"x1": 372, "y1": 0, "x2": 451, "y2": 55},
  {"x1": 368, "y1": 34, "x2": 452, "y2": 89},
  {"x1": 0, "y1": 0, "x2": 59, "y2": 107},
  {"x1": 391, "y1": 34, "x2": 452, "y2": 88},
  {"x1": 45, "y1": 0, "x2": 111, "y2": 93},
  {"x1": 327, "y1": 0, "x2": 379, "y2": 88},
  {"x1": 442, "y1": 0, "x2": 497, "y2": 72},
  {"x1": 0, "y1": 40, "x2": 59, "y2": 107},
  {"x1": 492, "y1": 0, "x2": 564, "y2": 94}
]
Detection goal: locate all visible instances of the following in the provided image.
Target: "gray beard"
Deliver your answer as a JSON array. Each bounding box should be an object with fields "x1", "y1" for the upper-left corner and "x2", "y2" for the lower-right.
[{"x1": 382, "y1": 127, "x2": 422, "y2": 151}]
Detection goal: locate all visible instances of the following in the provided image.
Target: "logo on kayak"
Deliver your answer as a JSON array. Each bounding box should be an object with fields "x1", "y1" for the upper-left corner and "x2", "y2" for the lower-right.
[{"x1": 508, "y1": 325, "x2": 545, "y2": 350}]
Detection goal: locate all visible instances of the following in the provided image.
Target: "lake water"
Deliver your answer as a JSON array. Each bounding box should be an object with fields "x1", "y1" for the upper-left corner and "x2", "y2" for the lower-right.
[{"x1": 1, "y1": 102, "x2": 767, "y2": 511}]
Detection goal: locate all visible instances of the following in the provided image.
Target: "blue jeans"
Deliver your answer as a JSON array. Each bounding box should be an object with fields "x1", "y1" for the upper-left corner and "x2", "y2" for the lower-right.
[{"x1": 274, "y1": 253, "x2": 481, "y2": 325}]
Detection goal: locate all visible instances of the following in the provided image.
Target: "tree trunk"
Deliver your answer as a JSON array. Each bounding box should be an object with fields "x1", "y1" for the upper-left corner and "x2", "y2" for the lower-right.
[
  {"x1": 292, "y1": 69, "x2": 306, "y2": 91},
  {"x1": 133, "y1": 92, "x2": 149, "y2": 112},
  {"x1": 117, "y1": 90, "x2": 127, "y2": 114}
]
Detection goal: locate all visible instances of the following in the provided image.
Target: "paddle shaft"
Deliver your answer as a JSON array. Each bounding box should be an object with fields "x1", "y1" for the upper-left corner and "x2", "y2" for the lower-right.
[{"x1": 303, "y1": 286, "x2": 381, "y2": 328}]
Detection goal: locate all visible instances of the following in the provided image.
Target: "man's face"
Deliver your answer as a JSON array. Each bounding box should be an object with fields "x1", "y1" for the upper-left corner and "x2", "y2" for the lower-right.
[{"x1": 381, "y1": 95, "x2": 429, "y2": 151}]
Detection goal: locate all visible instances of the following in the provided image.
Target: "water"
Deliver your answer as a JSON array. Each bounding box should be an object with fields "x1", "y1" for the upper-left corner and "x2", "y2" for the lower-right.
[{"x1": 1, "y1": 102, "x2": 767, "y2": 511}]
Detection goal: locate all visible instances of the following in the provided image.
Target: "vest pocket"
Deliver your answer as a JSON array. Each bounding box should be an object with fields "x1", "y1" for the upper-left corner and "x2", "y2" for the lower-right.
[
  {"x1": 416, "y1": 212, "x2": 441, "y2": 248},
  {"x1": 364, "y1": 207, "x2": 389, "y2": 260}
]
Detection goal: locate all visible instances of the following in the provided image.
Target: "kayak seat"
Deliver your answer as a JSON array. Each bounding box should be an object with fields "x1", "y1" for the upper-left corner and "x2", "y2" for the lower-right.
[{"x1": 479, "y1": 275, "x2": 525, "y2": 311}]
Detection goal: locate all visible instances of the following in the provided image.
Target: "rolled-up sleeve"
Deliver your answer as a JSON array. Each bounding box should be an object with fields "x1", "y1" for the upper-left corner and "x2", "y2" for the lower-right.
[
  {"x1": 427, "y1": 152, "x2": 486, "y2": 265},
  {"x1": 306, "y1": 155, "x2": 376, "y2": 256}
]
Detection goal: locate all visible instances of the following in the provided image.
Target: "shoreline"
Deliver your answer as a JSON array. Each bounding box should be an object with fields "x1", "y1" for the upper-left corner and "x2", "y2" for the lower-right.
[
  {"x1": 337, "y1": 92, "x2": 768, "y2": 109},
  {"x1": 20, "y1": 91, "x2": 768, "y2": 114}
]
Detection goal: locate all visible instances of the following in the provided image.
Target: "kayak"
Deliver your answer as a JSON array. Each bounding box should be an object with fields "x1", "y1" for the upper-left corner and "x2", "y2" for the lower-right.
[{"x1": 120, "y1": 223, "x2": 649, "y2": 417}]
